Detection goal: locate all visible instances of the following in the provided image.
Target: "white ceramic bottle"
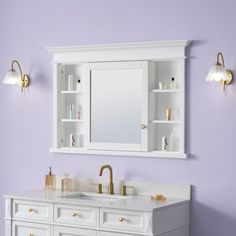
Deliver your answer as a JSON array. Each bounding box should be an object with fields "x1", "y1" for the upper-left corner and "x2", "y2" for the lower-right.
[
  {"x1": 68, "y1": 74, "x2": 74, "y2": 91},
  {"x1": 169, "y1": 77, "x2": 177, "y2": 90},
  {"x1": 76, "y1": 79, "x2": 81, "y2": 91},
  {"x1": 69, "y1": 104, "x2": 74, "y2": 119}
]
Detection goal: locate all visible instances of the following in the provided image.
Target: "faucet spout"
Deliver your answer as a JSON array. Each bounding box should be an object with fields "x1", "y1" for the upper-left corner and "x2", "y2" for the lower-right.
[{"x1": 99, "y1": 164, "x2": 114, "y2": 195}]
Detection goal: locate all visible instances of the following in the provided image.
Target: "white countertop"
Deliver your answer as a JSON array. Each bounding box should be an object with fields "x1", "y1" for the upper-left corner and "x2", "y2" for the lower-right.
[{"x1": 4, "y1": 190, "x2": 189, "y2": 212}]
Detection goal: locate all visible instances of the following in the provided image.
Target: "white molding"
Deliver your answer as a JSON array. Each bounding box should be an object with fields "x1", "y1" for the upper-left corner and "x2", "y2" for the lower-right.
[
  {"x1": 4, "y1": 220, "x2": 11, "y2": 236},
  {"x1": 50, "y1": 147, "x2": 187, "y2": 159},
  {"x1": 5, "y1": 198, "x2": 11, "y2": 218},
  {"x1": 46, "y1": 40, "x2": 190, "y2": 53},
  {"x1": 46, "y1": 40, "x2": 190, "y2": 63}
]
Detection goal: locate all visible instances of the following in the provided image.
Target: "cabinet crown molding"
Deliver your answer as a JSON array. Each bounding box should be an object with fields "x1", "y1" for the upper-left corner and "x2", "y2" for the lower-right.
[
  {"x1": 46, "y1": 40, "x2": 190, "y2": 63},
  {"x1": 46, "y1": 40, "x2": 190, "y2": 53}
]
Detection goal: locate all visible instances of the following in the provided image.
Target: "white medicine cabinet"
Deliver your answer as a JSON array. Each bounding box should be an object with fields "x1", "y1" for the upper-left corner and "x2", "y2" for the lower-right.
[{"x1": 47, "y1": 40, "x2": 190, "y2": 158}]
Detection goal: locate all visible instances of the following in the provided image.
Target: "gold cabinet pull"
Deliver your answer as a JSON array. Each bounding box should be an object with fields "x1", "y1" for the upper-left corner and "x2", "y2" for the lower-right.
[
  {"x1": 72, "y1": 212, "x2": 79, "y2": 217},
  {"x1": 140, "y1": 124, "x2": 147, "y2": 129},
  {"x1": 119, "y1": 216, "x2": 125, "y2": 222},
  {"x1": 28, "y1": 208, "x2": 34, "y2": 213},
  {"x1": 28, "y1": 234, "x2": 34, "y2": 236}
]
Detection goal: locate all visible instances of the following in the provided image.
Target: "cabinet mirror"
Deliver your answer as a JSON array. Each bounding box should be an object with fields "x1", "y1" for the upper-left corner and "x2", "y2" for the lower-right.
[{"x1": 88, "y1": 61, "x2": 148, "y2": 151}]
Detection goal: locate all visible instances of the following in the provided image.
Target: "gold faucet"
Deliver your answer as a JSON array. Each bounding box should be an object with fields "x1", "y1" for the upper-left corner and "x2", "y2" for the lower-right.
[{"x1": 99, "y1": 165, "x2": 114, "y2": 195}]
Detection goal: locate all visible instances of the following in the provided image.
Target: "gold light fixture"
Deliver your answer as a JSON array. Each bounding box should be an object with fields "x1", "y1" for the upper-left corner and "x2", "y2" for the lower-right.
[
  {"x1": 206, "y1": 52, "x2": 233, "y2": 92},
  {"x1": 2, "y1": 60, "x2": 30, "y2": 93}
]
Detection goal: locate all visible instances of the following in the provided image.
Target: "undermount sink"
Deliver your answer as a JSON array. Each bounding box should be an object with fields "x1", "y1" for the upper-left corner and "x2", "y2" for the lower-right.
[{"x1": 61, "y1": 192, "x2": 131, "y2": 203}]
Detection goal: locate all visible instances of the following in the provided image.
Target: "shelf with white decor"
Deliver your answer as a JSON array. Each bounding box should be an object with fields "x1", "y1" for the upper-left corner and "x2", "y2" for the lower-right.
[
  {"x1": 54, "y1": 64, "x2": 86, "y2": 149},
  {"x1": 149, "y1": 59, "x2": 185, "y2": 154},
  {"x1": 152, "y1": 120, "x2": 180, "y2": 124},
  {"x1": 151, "y1": 89, "x2": 180, "y2": 93},
  {"x1": 60, "y1": 90, "x2": 84, "y2": 94},
  {"x1": 60, "y1": 119, "x2": 84, "y2": 122}
]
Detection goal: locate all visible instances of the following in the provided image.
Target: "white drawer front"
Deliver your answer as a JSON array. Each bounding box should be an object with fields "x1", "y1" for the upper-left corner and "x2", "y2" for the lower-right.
[
  {"x1": 13, "y1": 200, "x2": 52, "y2": 222},
  {"x1": 100, "y1": 209, "x2": 150, "y2": 233},
  {"x1": 13, "y1": 221, "x2": 50, "y2": 236},
  {"x1": 54, "y1": 204, "x2": 98, "y2": 227},
  {"x1": 54, "y1": 226, "x2": 96, "y2": 236},
  {"x1": 98, "y1": 231, "x2": 134, "y2": 236}
]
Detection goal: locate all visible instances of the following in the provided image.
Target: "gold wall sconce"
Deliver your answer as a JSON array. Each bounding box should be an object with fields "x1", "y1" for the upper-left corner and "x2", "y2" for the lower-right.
[
  {"x1": 2, "y1": 60, "x2": 30, "y2": 93},
  {"x1": 206, "y1": 52, "x2": 233, "y2": 92}
]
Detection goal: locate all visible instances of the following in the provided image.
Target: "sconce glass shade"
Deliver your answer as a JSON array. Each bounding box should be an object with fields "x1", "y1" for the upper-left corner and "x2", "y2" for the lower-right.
[
  {"x1": 205, "y1": 52, "x2": 233, "y2": 92},
  {"x1": 2, "y1": 69, "x2": 21, "y2": 85},
  {"x1": 2, "y1": 60, "x2": 30, "y2": 93},
  {"x1": 206, "y1": 63, "x2": 228, "y2": 82}
]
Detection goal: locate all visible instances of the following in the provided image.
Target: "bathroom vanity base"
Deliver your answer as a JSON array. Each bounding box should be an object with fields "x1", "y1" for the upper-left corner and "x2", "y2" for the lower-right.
[{"x1": 4, "y1": 180, "x2": 190, "y2": 236}]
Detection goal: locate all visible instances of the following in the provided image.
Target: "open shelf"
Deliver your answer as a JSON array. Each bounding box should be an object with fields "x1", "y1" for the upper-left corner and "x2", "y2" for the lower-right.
[
  {"x1": 151, "y1": 89, "x2": 180, "y2": 93},
  {"x1": 60, "y1": 90, "x2": 83, "y2": 94},
  {"x1": 56, "y1": 147, "x2": 86, "y2": 151},
  {"x1": 50, "y1": 147, "x2": 187, "y2": 159},
  {"x1": 152, "y1": 120, "x2": 180, "y2": 124},
  {"x1": 61, "y1": 119, "x2": 84, "y2": 122}
]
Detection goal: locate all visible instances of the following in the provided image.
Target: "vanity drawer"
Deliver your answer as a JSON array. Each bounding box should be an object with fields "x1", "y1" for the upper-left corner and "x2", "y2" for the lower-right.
[
  {"x1": 13, "y1": 200, "x2": 52, "y2": 221},
  {"x1": 12, "y1": 221, "x2": 50, "y2": 236},
  {"x1": 100, "y1": 208, "x2": 149, "y2": 233},
  {"x1": 54, "y1": 226, "x2": 96, "y2": 236},
  {"x1": 98, "y1": 232, "x2": 135, "y2": 236},
  {"x1": 54, "y1": 204, "x2": 98, "y2": 227}
]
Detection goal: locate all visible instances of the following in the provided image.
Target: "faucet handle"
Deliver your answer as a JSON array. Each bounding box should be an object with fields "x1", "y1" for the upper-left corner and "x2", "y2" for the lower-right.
[
  {"x1": 92, "y1": 183, "x2": 103, "y2": 194},
  {"x1": 121, "y1": 185, "x2": 134, "y2": 196}
]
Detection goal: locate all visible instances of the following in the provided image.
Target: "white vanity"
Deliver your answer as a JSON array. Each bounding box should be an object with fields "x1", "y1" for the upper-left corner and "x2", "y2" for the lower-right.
[{"x1": 4, "y1": 179, "x2": 190, "y2": 236}]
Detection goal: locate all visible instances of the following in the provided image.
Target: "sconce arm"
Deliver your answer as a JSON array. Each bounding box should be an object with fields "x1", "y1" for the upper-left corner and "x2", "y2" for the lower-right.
[
  {"x1": 11, "y1": 60, "x2": 30, "y2": 93},
  {"x1": 216, "y1": 52, "x2": 225, "y2": 67},
  {"x1": 11, "y1": 60, "x2": 23, "y2": 79}
]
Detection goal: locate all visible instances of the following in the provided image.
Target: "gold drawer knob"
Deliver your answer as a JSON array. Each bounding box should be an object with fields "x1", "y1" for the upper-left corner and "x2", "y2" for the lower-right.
[
  {"x1": 28, "y1": 234, "x2": 34, "y2": 236},
  {"x1": 140, "y1": 124, "x2": 147, "y2": 129},
  {"x1": 72, "y1": 212, "x2": 79, "y2": 217},
  {"x1": 28, "y1": 208, "x2": 34, "y2": 213},
  {"x1": 119, "y1": 216, "x2": 125, "y2": 222}
]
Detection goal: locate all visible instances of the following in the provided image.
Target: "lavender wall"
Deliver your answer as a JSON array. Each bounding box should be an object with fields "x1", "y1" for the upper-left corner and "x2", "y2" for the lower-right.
[{"x1": 1, "y1": 0, "x2": 236, "y2": 235}]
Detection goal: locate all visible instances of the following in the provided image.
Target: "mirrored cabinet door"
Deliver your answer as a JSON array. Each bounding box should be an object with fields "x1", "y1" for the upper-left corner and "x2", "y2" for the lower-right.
[{"x1": 87, "y1": 61, "x2": 150, "y2": 151}]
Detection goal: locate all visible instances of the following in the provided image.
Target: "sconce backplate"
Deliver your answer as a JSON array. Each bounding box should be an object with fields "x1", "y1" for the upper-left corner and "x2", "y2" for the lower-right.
[
  {"x1": 220, "y1": 70, "x2": 233, "y2": 85},
  {"x1": 22, "y1": 74, "x2": 30, "y2": 87}
]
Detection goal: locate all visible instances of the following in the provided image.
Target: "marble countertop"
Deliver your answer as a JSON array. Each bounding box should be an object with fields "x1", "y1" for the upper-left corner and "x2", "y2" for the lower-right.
[{"x1": 4, "y1": 190, "x2": 189, "y2": 212}]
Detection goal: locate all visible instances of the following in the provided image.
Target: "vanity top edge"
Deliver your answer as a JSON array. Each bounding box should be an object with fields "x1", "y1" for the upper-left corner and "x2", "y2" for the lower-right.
[{"x1": 4, "y1": 190, "x2": 190, "y2": 212}]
